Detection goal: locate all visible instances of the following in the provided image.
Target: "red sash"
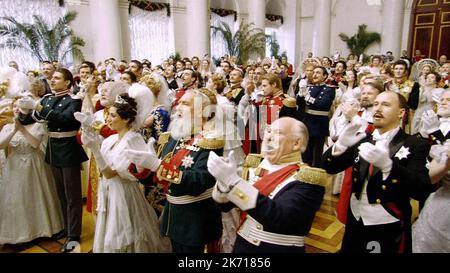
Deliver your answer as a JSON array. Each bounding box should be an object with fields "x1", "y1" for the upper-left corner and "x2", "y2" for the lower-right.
[
  {"x1": 155, "y1": 135, "x2": 199, "y2": 184},
  {"x1": 252, "y1": 164, "x2": 301, "y2": 196},
  {"x1": 239, "y1": 164, "x2": 301, "y2": 228}
]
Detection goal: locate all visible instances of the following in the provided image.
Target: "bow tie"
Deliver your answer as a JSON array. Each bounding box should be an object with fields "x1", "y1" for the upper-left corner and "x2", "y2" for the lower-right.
[{"x1": 372, "y1": 133, "x2": 388, "y2": 142}]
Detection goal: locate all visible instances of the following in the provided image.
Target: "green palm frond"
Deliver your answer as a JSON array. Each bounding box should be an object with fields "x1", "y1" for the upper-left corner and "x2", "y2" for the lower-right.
[
  {"x1": 339, "y1": 24, "x2": 381, "y2": 58},
  {"x1": 0, "y1": 11, "x2": 85, "y2": 63},
  {"x1": 211, "y1": 20, "x2": 266, "y2": 65}
]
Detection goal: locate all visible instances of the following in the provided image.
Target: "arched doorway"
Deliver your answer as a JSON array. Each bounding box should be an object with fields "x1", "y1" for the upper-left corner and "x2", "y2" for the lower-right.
[{"x1": 409, "y1": 0, "x2": 450, "y2": 59}]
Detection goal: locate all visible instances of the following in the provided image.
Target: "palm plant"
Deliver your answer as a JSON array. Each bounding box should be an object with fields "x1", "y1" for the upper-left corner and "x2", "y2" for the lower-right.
[
  {"x1": 0, "y1": 11, "x2": 85, "y2": 63},
  {"x1": 339, "y1": 24, "x2": 381, "y2": 61},
  {"x1": 211, "y1": 20, "x2": 266, "y2": 65}
]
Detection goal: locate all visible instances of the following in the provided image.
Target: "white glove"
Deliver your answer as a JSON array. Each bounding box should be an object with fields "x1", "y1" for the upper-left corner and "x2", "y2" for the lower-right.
[
  {"x1": 147, "y1": 137, "x2": 157, "y2": 156},
  {"x1": 207, "y1": 151, "x2": 241, "y2": 193},
  {"x1": 74, "y1": 112, "x2": 95, "y2": 129},
  {"x1": 123, "y1": 148, "x2": 161, "y2": 172},
  {"x1": 17, "y1": 97, "x2": 38, "y2": 110},
  {"x1": 420, "y1": 110, "x2": 440, "y2": 137},
  {"x1": 81, "y1": 130, "x2": 101, "y2": 151},
  {"x1": 335, "y1": 116, "x2": 366, "y2": 148},
  {"x1": 429, "y1": 140, "x2": 450, "y2": 164},
  {"x1": 304, "y1": 94, "x2": 315, "y2": 104},
  {"x1": 358, "y1": 143, "x2": 392, "y2": 173}
]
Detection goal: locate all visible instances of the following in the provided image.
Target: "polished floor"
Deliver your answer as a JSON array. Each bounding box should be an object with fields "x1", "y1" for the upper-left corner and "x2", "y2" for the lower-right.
[{"x1": 0, "y1": 179, "x2": 345, "y2": 253}]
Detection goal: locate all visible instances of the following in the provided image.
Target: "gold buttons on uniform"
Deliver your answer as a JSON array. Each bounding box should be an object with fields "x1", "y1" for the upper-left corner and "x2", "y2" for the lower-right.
[
  {"x1": 382, "y1": 185, "x2": 387, "y2": 190},
  {"x1": 327, "y1": 158, "x2": 332, "y2": 162},
  {"x1": 256, "y1": 225, "x2": 262, "y2": 230},
  {"x1": 392, "y1": 179, "x2": 398, "y2": 184},
  {"x1": 376, "y1": 199, "x2": 381, "y2": 204},
  {"x1": 253, "y1": 239, "x2": 259, "y2": 244}
]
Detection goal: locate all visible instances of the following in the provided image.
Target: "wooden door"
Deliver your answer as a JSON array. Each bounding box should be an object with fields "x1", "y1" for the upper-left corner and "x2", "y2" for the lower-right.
[{"x1": 409, "y1": 0, "x2": 450, "y2": 59}]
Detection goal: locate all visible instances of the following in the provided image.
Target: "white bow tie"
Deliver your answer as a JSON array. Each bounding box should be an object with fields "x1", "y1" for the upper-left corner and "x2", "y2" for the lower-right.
[{"x1": 372, "y1": 133, "x2": 388, "y2": 142}]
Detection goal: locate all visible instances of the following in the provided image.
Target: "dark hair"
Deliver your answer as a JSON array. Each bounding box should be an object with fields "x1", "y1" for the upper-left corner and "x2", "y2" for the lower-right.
[
  {"x1": 335, "y1": 60, "x2": 347, "y2": 71},
  {"x1": 56, "y1": 68, "x2": 74, "y2": 88},
  {"x1": 123, "y1": 71, "x2": 137, "y2": 83},
  {"x1": 112, "y1": 93, "x2": 137, "y2": 126},
  {"x1": 130, "y1": 60, "x2": 143, "y2": 69},
  {"x1": 81, "y1": 61, "x2": 96, "y2": 72},
  {"x1": 315, "y1": 66, "x2": 329, "y2": 78},
  {"x1": 394, "y1": 59, "x2": 409, "y2": 72},
  {"x1": 428, "y1": 71, "x2": 441, "y2": 83}
]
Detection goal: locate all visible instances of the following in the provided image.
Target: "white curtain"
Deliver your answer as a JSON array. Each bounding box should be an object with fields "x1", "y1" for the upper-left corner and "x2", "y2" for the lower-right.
[
  {"x1": 129, "y1": 6, "x2": 169, "y2": 65},
  {"x1": 0, "y1": 0, "x2": 66, "y2": 72},
  {"x1": 210, "y1": 13, "x2": 235, "y2": 62}
]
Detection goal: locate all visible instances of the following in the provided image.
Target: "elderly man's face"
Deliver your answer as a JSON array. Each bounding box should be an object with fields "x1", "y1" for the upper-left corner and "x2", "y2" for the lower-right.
[
  {"x1": 437, "y1": 91, "x2": 450, "y2": 118},
  {"x1": 261, "y1": 119, "x2": 300, "y2": 164}
]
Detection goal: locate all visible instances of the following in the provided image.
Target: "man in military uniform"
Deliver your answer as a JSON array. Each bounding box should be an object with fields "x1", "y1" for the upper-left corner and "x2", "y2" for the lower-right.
[
  {"x1": 239, "y1": 73, "x2": 297, "y2": 154},
  {"x1": 224, "y1": 69, "x2": 245, "y2": 106},
  {"x1": 170, "y1": 68, "x2": 200, "y2": 110},
  {"x1": 298, "y1": 66, "x2": 336, "y2": 167},
  {"x1": 321, "y1": 91, "x2": 431, "y2": 253},
  {"x1": 17, "y1": 68, "x2": 88, "y2": 252},
  {"x1": 124, "y1": 89, "x2": 223, "y2": 253},
  {"x1": 207, "y1": 117, "x2": 326, "y2": 253},
  {"x1": 386, "y1": 60, "x2": 420, "y2": 134}
]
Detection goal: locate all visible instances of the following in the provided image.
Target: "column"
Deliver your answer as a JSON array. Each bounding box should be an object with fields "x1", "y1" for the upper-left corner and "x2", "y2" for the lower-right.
[
  {"x1": 283, "y1": 0, "x2": 302, "y2": 68},
  {"x1": 89, "y1": 0, "x2": 122, "y2": 61},
  {"x1": 248, "y1": 0, "x2": 266, "y2": 31},
  {"x1": 186, "y1": 0, "x2": 210, "y2": 58},
  {"x1": 381, "y1": 0, "x2": 405, "y2": 58},
  {"x1": 312, "y1": 0, "x2": 331, "y2": 57}
]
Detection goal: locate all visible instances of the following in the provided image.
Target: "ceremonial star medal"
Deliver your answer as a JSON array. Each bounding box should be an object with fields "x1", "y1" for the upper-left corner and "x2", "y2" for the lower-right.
[
  {"x1": 395, "y1": 146, "x2": 410, "y2": 160},
  {"x1": 181, "y1": 155, "x2": 195, "y2": 169}
]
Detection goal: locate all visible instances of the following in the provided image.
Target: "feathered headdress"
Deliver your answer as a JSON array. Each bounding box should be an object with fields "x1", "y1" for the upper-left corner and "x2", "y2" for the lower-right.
[{"x1": 127, "y1": 83, "x2": 155, "y2": 130}]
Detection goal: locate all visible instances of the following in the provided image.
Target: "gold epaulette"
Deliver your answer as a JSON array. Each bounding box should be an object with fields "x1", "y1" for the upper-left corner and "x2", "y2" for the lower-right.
[
  {"x1": 282, "y1": 97, "x2": 297, "y2": 108},
  {"x1": 295, "y1": 167, "x2": 329, "y2": 187},
  {"x1": 243, "y1": 153, "x2": 264, "y2": 168},
  {"x1": 157, "y1": 132, "x2": 171, "y2": 146},
  {"x1": 196, "y1": 137, "x2": 225, "y2": 150},
  {"x1": 232, "y1": 88, "x2": 243, "y2": 98}
]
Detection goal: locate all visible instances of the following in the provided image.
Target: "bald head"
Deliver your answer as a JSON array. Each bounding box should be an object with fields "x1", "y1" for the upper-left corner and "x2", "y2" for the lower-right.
[{"x1": 262, "y1": 117, "x2": 309, "y2": 164}]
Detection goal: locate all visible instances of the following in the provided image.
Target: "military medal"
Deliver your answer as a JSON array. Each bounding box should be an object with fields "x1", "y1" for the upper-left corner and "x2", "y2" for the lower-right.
[{"x1": 181, "y1": 155, "x2": 195, "y2": 169}]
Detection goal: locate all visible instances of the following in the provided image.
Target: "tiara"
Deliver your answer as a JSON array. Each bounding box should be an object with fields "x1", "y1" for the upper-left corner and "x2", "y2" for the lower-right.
[{"x1": 114, "y1": 95, "x2": 137, "y2": 112}]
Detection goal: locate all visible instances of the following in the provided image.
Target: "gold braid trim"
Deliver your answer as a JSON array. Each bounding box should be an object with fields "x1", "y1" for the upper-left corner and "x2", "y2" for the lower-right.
[
  {"x1": 196, "y1": 137, "x2": 225, "y2": 150},
  {"x1": 157, "y1": 132, "x2": 171, "y2": 157},
  {"x1": 283, "y1": 97, "x2": 297, "y2": 108},
  {"x1": 295, "y1": 167, "x2": 329, "y2": 187},
  {"x1": 243, "y1": 154, "x2": 264, "y2": 168}
]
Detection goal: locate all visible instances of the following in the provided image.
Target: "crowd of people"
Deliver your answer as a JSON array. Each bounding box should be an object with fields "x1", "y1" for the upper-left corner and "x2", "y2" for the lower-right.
[{"x1": 0, "y1": 48, "x2": 448, "y2": 253}]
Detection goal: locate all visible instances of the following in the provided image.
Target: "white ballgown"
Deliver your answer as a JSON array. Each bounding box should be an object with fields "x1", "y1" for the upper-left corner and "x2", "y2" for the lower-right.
[
  {"x1": 92, "y1": 131, "x2": 171, "y2": 253},
  {"x1": 412, "y1": 174, "x2": 450, "y2": 253},
  {"x1": 0, "y1": 123, "x2": 64, "y2": 244}
]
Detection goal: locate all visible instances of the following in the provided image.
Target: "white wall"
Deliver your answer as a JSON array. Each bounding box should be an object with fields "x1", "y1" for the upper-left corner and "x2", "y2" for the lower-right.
[{"x1": 64, "y1": 0, "x2": 412, "y2": 65}]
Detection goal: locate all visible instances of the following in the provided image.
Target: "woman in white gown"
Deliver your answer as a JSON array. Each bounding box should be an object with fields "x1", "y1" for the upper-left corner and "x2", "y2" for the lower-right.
[
  {"x1": 82, "y1": 93, "x2": 171, "y2": 253},
  {"x1": 412, "y1": 143, "x2": 450, "y2": 253},
  {"x1": 0, "y1": 101, "x2": 64, "y2": 245}
]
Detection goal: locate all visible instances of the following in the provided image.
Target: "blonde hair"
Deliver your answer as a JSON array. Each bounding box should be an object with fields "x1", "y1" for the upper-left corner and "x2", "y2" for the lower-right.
[{"x1": 140, "y1": 74, "x2": 161, "y2": 97}]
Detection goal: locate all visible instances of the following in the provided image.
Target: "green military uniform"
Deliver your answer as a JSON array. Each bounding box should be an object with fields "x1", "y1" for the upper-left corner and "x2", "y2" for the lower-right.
[
  {"x1": 156, "y1": 132, "x2": 224, "y2": 252},
  {"x1": 19, "y1": 93, "x2": 88, "y2": 241}
]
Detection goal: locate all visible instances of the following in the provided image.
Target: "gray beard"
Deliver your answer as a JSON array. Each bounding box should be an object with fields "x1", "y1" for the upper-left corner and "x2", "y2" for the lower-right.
[{"x1": 169, "y1": 116, "x2": 192, "y2": 140}]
